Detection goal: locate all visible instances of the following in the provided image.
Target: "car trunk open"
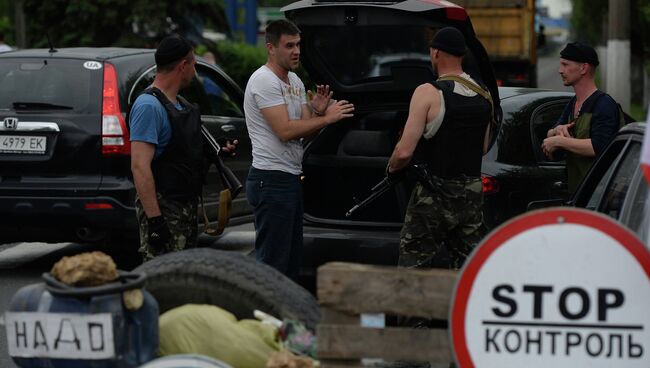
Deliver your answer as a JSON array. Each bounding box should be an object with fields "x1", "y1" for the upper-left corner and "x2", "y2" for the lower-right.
[{"x1": 284, "y1": 0, "x2": 500, "y2": 226}]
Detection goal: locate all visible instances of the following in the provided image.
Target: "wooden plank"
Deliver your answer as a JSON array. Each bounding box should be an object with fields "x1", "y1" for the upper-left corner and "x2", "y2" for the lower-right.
[
  {"x1": 318, "y1": 262, "x2": 457, "y2": 319},
  {"x1": 321, "y1": 307, "x2": 358, "y2": 325},
  {"x1": 317, "y1": 324, "x2": 452, "y2": 362},
  {"x1": 321, "y1": 361, "x2": 363, "y2": 368}
]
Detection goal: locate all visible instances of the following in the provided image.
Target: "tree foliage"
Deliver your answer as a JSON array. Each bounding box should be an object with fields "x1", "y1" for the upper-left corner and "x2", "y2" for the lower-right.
[
  {"x1": 571, "y1": 0, "x2": 649, "y2": 65},
  {"x1": 20, "y1": 0, "x2": 229, "y2": 48},
  {"x1": 570, "y1": 0, "x2": 608, "y2": 45}
]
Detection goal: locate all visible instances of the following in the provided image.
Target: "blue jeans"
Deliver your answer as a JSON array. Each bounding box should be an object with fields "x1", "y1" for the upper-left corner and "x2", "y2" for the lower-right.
[{"x1": 246, "y1": 167, "x2": 303, "y2": 280}]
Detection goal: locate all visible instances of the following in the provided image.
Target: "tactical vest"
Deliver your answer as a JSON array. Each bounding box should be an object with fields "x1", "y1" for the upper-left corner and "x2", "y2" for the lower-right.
[
  {"x1": 144, "y1": 87, "x2": 204, "y2": 200},
  {"x1": 565, "y1": 91, "x2": 626, "y2": 193},
  {"x1": 414, "y1": 79, "x2": 492, "y2": 178}
]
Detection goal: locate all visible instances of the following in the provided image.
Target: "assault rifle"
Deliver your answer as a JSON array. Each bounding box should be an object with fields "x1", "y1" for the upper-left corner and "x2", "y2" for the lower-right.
[
  {"x1": 345, "y1": 163, "x2": 432, "y2": 218},
  {"x1": 201, "y1": 125, "x2": 243, "y2": 198},
  {"x1": 200, "y1": 125, "x2": 243, "y2": 235}
]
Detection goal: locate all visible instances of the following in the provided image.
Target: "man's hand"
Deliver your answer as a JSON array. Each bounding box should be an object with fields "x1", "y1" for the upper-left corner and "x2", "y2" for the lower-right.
[
  {"x1": 323, "y1": 100, "x2": 355, "y2": 123},
  {"x1": 548, "y1": 122, "x2": 574, "y2": 138},
  {"x1": 147, "y1": 216, "x2": 171, "y2": 254},
  {"x1": 307, "y1": 84, "x2": 333, "y2": 116},
  {"x1": 218, "y1": 138, "x2": 238, "y2": 157},
  {"x1": 541, "y1": 135, "x2": 564, "y2": 160}
]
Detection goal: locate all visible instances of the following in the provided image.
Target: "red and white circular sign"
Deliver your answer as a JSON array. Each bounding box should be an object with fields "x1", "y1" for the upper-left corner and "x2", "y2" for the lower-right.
[{"x1": 450, "y1": 208, "x2": 650, "y2": 367}]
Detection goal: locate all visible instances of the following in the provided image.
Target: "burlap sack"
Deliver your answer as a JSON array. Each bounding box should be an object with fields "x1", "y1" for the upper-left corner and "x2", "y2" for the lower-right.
[{"x1": 50, "y1": 251, "x2": 119, "y2": 286}]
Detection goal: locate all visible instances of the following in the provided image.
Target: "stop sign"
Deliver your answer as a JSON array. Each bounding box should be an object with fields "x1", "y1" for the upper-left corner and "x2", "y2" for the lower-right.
[{"x1": 450, "y1": 208, "x2": 650, "y2": 367}]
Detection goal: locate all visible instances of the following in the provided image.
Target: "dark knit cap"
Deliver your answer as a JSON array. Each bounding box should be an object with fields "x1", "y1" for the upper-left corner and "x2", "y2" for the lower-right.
[
  {"x1": 155, "y1": 35, "x2": 193, "y2": 67},
  {"x1": 430, "y1": 27, "x2": 467, "y2": 56},
  {"x1": 560, "y1": 42, "x2": 599, "y2": 66}
]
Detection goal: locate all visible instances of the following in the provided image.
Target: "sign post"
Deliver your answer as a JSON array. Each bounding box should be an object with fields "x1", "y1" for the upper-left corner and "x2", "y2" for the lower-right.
[{"x1": 450, "y1": 208, "x2": 650, "y2": 367}]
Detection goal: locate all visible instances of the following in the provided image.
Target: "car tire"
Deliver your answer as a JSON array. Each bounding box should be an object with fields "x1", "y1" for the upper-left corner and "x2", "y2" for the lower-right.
[{"x1": 134, "y1": 248, "x2": 321, "y2": 331}]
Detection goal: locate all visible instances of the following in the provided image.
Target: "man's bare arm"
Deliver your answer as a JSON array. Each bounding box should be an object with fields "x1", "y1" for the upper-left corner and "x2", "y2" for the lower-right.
[
  {"x1": 261, "y1": 99, "x2": 354, "y2": 142},
  {"x1": 131, "y1": 141, "x2": 161, "y2": 217},
  {"x1": 388, "y1": 84, "x2": 436, "y2": 173}
]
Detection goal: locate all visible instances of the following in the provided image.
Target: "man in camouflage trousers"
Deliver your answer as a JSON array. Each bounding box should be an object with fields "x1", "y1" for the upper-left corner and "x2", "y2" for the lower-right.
[
  {"x1": 135, "y1": 195, "x2": 198, "y2": 261},
  {"x1": 388, "y1": 27, "x2": 493, "y2": 270},
  {"x1": 130, "y1": 35, "x2": 235, "y2": 262}
]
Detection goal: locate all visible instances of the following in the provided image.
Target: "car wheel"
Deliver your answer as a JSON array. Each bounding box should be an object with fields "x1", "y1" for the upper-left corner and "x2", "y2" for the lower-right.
[{"x1": 134, "y1": 248, "x2": 321, "y2": 331}]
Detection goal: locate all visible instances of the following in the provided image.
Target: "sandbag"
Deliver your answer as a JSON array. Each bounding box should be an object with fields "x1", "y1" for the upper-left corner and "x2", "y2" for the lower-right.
[{"x1": 159, "y1": 304, "x2": 281, "y2": 368}]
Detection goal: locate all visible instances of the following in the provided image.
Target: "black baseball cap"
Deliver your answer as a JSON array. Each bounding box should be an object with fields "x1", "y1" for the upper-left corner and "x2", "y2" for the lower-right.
[
  {"x1": 430, "y1": 27, "x2": 467, "y2": 57},
  {"x1": 155, "y1": 35, "x2": 193, "y2": 68},
  {"x1": 560, "y1": 42, "x2": 599, "y2": 66}
]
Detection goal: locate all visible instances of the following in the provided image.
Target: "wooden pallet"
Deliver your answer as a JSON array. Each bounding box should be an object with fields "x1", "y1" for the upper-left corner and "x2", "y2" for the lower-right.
[{"x1": 317, "y1": 262, "x2": 459, "y2": 367}]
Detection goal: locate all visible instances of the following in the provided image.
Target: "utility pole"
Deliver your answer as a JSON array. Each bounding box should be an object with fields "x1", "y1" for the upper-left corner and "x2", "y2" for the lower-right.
[
  {"x1": 606, "y1": 0, "x2": 630, "y2": 112},
  {"x1": 14, "y1": 0, "x2": 26, "y2": 48}
]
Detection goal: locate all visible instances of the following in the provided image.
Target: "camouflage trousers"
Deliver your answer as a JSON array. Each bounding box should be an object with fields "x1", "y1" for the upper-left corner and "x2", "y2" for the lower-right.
[
  {"x1": 135, "y1": 194, "x2": 198, "y2": 262},
  {"x1": 399, "y1": 176, "x2": 484, "y2": 270}
]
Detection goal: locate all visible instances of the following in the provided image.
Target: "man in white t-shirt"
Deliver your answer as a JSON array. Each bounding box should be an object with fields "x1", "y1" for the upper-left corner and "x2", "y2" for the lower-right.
[{"x1": 244, "y1": 19, "x2": 354, "y2": 279}]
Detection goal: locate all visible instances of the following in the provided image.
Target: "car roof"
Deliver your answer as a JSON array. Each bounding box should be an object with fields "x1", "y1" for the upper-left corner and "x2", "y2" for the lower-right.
[
  {"x1": 498, "y1": 87, "x2": 574, "y2": 100},
  {"x1": 0, "y1": 48, "x2": 153, "y2": 61},
  {"x1": 283, "y1": 0, "x2": 467, "y2": 16},
  {"x1": 618, "y1": 122, "x2": 645, "y2": 136}
]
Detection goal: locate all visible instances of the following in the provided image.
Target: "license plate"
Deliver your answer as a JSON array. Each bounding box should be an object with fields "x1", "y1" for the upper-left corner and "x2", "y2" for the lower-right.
[
  {"x1": 0, "y1": 135, "x2": 47, "y2": 154},
  {"x1": 4, "y1": 312, "x2": 115, "y2": 360}
]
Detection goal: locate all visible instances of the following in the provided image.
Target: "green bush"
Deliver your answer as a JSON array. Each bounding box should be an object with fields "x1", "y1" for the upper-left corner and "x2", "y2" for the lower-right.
[
  {"x1": 214, "y1": 41, "x2": 314, "y2": 90},
  {"x1": 215, "y1": 41, "x2": 266, "y2": 88}
]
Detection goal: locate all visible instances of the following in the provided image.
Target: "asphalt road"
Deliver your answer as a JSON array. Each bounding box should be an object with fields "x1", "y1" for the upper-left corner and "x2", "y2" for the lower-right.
[{"x1": 537, "y1": 47, "x2": 574, "y2": 92}]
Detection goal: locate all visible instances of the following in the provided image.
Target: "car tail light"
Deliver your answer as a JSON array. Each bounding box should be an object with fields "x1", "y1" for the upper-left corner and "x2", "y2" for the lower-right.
[
  {"x1": 85, "y1": 203, "x2": 114, "y2": 210},
  {"x1": 496, "y1": 79, "x2": 504, "y2": 86},
  {"x1": 513, "y1": 74, "x2": 528, "y2": 82},
  {"x1": 102, "y1": 63, "x2": 130, "y2": 156},
  {"x1": 482, "y1": 175, "x2": 499, "y2": 194}
]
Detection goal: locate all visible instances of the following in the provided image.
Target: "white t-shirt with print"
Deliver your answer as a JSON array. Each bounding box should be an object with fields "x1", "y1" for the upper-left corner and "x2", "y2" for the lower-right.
[{"x1": 244, "y1": 65, "x2": 307, "y2": 175}]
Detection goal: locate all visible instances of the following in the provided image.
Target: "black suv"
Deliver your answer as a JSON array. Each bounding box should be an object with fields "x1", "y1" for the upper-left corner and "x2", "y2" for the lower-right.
[
  {"x1": 0, "y1": 48, "x2": 251, "y2": 244},
  {"x1": 271, "y1": 0, "x2": 582, "y2": 283}
]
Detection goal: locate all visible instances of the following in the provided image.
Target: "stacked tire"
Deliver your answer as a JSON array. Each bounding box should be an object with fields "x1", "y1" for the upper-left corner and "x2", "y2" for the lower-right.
[{"x1": 134, "y1": 248, "x2": 320, "y2": 331}]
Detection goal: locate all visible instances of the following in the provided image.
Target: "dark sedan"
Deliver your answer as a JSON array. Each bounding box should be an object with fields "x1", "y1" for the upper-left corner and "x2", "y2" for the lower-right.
[{"x1": 482, "y1": 87, "x2": 574, "y2": 228}]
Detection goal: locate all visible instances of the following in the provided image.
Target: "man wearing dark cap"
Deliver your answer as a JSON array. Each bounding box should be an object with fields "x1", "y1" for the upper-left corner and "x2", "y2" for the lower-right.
[
  {"x1": 388, "y1": 27, "x2": 493, "y2": 270},
  {"x1": 542, "y1": 42, "x2": 624, "y2": 193},
  {"x1": 130, "y1": 35, "x2": 234, "y2": 261}
]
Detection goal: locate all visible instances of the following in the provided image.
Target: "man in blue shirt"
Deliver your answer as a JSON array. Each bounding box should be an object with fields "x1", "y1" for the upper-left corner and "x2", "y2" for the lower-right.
[
  {"x1": 542, "y1": 42, "x2": 623, "y2": 193},
  {"x1": 130, "y1": 35, "x2": 234, "y2": 261}
]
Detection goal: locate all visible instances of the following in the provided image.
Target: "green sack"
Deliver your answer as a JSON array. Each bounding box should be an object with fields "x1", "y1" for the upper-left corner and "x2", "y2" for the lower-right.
[{"x1": 159, "y1": 304, "x2": 282, "y2": 368}]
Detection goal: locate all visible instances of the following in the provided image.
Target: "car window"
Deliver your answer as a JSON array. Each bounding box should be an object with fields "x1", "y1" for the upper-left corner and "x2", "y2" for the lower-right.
[
  {"x1": 128, "y1": 66, "x2": 243, "y2": 118},
  {"x1": 0, "y1": 59, "x2": 100, "y2": 112},
  {"x1": 310, "y1": 25, "x2": 482, "y2": 85},
  {"x1": 598, "y1": 142, "x2": 640, "y2": 219},
  {"x1": 623, "y1": 171, "x2": 649, "y2": 239},
  {"x1": 179, "y1": 77, "x2": 215, "y2": 115},
  {"x1": 196, "y1": 66, "x2": 243, "y2": 118},
  {"x1": 584, "y1": 159, "x2": 617, "y2": 211},
  {"x1": 575, "y1": 139, "x2": 626, "y2": 209},
  {"x1": 530, "y1": 101, "x2": 568, "y2": 163},
  {"x1": 129, "y1": 69, "x2": 156, "y2": 104},
  {"x1": 635, "y1": 190, "x2": 650, "y2": 244}
]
